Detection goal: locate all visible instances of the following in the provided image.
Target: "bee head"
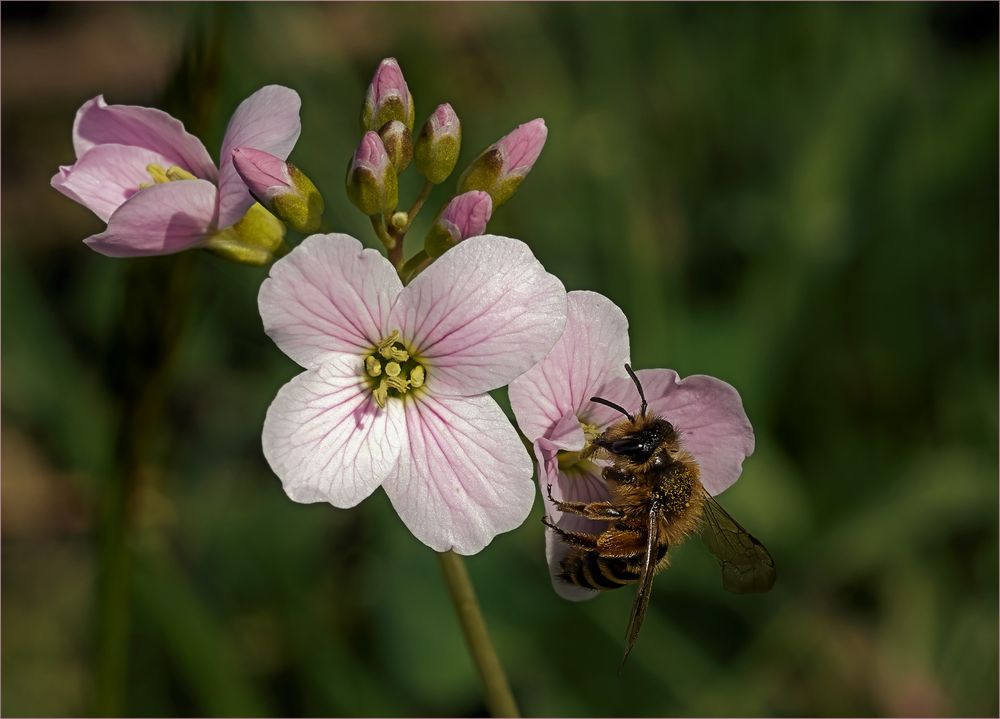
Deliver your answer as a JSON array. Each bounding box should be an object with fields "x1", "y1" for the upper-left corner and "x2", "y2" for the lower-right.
[{"x1": 594, "y1": 417, "x2": 676, "y2": 464}]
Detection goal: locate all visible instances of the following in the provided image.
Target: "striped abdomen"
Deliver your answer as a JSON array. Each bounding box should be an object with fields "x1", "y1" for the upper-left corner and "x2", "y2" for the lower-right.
[{"x1": 559, "y1": 543, "x2": 668, "y2": 591}]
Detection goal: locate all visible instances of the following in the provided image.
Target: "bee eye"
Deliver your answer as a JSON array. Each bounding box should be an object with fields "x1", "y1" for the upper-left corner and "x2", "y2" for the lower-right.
[{"x1": 607, "y1": 437, "x2": 651, "y2": 462}]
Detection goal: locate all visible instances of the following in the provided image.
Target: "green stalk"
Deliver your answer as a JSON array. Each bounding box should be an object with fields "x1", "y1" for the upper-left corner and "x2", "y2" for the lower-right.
[
  {"x1": 95, "y1": 253, "x2": 197, "y2": 713},
  {"x1": 403, "y1": 180, "x2": 435, "y2": 232},
  {"x1": 93, "y1": 8, "x2": 223, "y2": 710},
  {"x1": 437, "y1": 551, "x2": 520, "y2": 717}
]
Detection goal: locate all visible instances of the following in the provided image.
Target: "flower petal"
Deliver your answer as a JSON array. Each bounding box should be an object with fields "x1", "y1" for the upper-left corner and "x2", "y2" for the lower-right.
[
  {"x1": 217, "y1": 86, "x2": 302, "y2": 228},
  {"x1": 83, "y1": 179, "x2": 218, "y2": 257},
  {"x1": 381, "y1": 393, "x2": 535, "y2": 555},
  {"x1": 72, "y1": 95, "x2": 216, "y2": 179},
  {"x1": 262, "y1": 355, "x2": 405, "y2": 508},
  {"x1": 598, "y1": 369, "x2": 755, "y2": 496},
  {"x1": 510, "y1": 290, "x2": 630, "y2": 442},
  {"x1": 390, "y1": 235, "x2": 567, "y2": 397},
  {"x1": 258, "y1": 234, "x2": 402, "y2": 369},
  {"x1": 51, "y1": 143, "x2": 173, "y2": 222}
]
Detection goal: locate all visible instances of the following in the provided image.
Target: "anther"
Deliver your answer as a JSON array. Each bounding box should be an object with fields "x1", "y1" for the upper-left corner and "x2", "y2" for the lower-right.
[
  {"x1": 166, "y1": 165, "x2": 197, "y2": 181},
  {"x1": 409, "y1": 365, "x2": 425, "y2": 389},
  {"x1": 365, "y1": 356, "x2": 382, "y2": 377},
  {"x1": 385, "y1": 375, "x2": 408, "y2": 392},
  {"x1": 373, "y1": 379, "x2": 389, "y2": 408},
  {"x1": 385, "y1": 361, "x2": 402, "y2": 378},
  {"x1": 146, "y1": 164, "x2": 170, "y2": 184},
  {"x1": 375, "y1": 330, "x2": 410, "y2": 362}
]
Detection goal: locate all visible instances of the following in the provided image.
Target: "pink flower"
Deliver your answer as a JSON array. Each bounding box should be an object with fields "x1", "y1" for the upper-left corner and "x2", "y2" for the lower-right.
[
  {"x1": 259, "y1": 233, "x2": 567, "y2": 554},
  {"x1": 51, "y1": 86, "x2": 301, "y2": 257},
  {"x1": 508, "y1": 291, "x2": 755, "y2": 599}
]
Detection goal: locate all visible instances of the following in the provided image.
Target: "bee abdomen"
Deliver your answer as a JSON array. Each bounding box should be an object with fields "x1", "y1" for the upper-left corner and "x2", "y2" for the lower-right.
[{"x1": 559, "y1": 551, "x2": 639, "y2": 591}]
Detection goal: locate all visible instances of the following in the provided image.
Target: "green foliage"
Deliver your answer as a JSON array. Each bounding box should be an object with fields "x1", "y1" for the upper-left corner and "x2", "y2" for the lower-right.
[{"x1": 2, "y1": 2, "x2": 996, "y2": 716}]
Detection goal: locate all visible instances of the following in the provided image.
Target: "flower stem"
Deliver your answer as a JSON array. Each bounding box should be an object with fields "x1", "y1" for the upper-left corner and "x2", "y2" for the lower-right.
[
  {"x1": 95, "y1": 253, "x2": 197, "y2": 714},
  {"x1": 399, "y1": 249, "x2": 431, "y2": 283},
  {"x1": 437, "y1": 551, "x2": 520, "y2": 718},
  {"x1": 403, "y1": 180, "x2": 435, "y2": 232},
  {"x1": 371, "y1": 213, "x2": 395, "y2": 250}
]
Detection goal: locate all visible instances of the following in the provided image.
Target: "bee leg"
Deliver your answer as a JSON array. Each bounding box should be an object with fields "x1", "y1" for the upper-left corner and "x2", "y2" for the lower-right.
[
  {"x1": 541, "y1": 516, "x2": 599, "y2": 548},
  {"x1": 545, "y1": 484, "x2": 625, "y2": 520}
]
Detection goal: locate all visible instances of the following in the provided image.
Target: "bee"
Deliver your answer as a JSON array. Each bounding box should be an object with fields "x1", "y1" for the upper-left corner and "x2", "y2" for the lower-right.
[{"x1": 543, "y1": 364, "x2": 775, "y2": 663}]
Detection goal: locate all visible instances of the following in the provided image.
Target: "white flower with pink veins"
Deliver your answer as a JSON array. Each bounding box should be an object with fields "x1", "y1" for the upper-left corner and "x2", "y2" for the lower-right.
[{"x1": 259, "y1": 233, "x2": 567, "y2": 555}]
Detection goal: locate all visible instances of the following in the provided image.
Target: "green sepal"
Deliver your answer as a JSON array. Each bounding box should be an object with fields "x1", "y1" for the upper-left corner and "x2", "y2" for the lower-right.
[
  {"x1": 415, "y1": 133, "x2": 461, "y2": 185},
  {"x1": 270, "y1": 164, "x2": 324, "y2": 234},
  {"x1": 424, "y1": 222, "x2": 457, "y2": 259},
  {"x1": 346, "y1": 163, "x2": 399, "y2": 216},
  {"x1": 204, "y1": 203, "x2": 286, "y2": 266}
]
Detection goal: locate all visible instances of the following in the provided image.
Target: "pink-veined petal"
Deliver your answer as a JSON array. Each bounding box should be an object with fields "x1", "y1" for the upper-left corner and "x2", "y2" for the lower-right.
[
  {"x1": 83, "y1": 179, "x2": 218, "y2": 257},
  {"x1": 390, "y1": 235, "x2": 566, "y2": 397},
  {"x1": 259, "y1": 233, "x2": 402, "y2": 369},
  {"x1": 262, "y1": 355, "x2": 405, "y2": 508},
  {"x1": 598, "y1": 369, "x2": 755, "y2": 496},
  {"x1": 510, "y1": 290, "x2": 630, "y2": 442},
  {"x1": 217, "y1": 85, "x2": 301, "y2": 228},
  {"x1": 72, "y1": 95, "x2": 216, "y2": 179},
  {"x1": 51, "y1": 143, "x2": 173, "y2": 222},
  {"x1": 381, "y1": 393, "x2": 535, "y2": 555}
]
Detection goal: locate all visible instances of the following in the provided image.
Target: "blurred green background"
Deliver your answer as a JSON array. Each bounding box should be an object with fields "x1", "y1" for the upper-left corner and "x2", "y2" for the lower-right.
[{"x1": 2, "y1": 2, "x2": 997, "y2": 716}]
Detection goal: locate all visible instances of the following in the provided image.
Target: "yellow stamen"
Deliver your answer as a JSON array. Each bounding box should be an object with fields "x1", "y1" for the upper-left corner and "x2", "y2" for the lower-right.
[
  {"x1": 146, "y1": 164, "x2": 170, "y2": 184},
  {"x1": 376, "y1": 329, "x2": 410, "y2": 362},
  {"x1": 373, "y1": 379, "x2": 389, "y2": 408},
  {"x1": 385, "y1": 375, "x2": 408, "y2": 393},
  {"x1": 385, "y1": 361, "x2": 401, "y2": 378},
  {"x1": 166, "y1": 165, "x2": 197, "y2": 181},
  {"x1": 366, "y1": 356, "x2": 382, "y2": 377},
  {"x1": 409, "y1": 365, "x2": 425, "y2": 389}
]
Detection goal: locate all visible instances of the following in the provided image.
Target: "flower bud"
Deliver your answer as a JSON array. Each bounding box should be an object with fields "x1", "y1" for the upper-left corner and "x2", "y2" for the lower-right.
[
  {"x1": 457, "y1": 118, "x2": 547, "y2": 208},
  {"x1": 346, "y1": 132, "x2": 398, "y2": 216},
  {"x1": 414, "y1": 103, "x2": 461, "y2": 185},
  {"x1": 232, "y1": 147, "x2": 324, "y2": 234},
  {"x1": 361, "y1": 57, "x2": 415, "y2": 132},
  {"x1": 379, "y1": 120, "x2": 413, "y2": 173},
  {"x1": 424, "y1": 191, "x2": 493, "y2": 258},
  {"x1": 204, "y1": 202, "x2": 286, "y2": 266}
]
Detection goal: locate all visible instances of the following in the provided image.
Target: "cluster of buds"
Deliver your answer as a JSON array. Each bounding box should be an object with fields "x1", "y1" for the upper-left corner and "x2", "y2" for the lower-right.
[{"x1": 346, "y1": 58, "x2": 548, "y2": 265}]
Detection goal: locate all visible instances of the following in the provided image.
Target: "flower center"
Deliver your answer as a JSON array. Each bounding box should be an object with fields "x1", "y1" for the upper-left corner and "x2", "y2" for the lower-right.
[
  {"x1": 364, "y1": 330, "x2": 427, "y2": 408},
  {"x1": 555, "y1": 421, "x2": 602, "y2": 469},
  {"x1": 140, "y1": 163, "x2": 197, "y2": 188}
]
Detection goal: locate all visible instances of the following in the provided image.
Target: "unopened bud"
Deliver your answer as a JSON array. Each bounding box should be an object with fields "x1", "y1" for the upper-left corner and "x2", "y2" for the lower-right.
[
  {"x1": 414, "y1": 103, "x2": 461, "y2": 185},
  {"x1": 425, "y1": 191, "x2": 493, "y2": 258},
  {"x1": 232, "y1": 147, "x2": 324, "y2": 233},
  {"x1": 361, "y1": 57, "x2": 415, "y2": 132},
  {"x1": 457, "y1": 118, "x2": 547, "y2": 208},
  {"x1": 346, "y1": 132, "x2": 398, "y2": 216},
  {"x1": 379, "y1": 120, "x2": 413, "y2": 173},
  {"x1": 204, "y1": 203, "x2": 286, "y2": 266}
]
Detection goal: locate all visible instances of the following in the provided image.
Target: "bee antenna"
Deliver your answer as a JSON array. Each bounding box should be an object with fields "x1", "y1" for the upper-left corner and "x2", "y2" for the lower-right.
[
  {"x1": 589, "y1": 396, "x2": 634, "y2": 423},
  {"x1": 624, "y1": 364, "x2": 647, "y2": 416}
]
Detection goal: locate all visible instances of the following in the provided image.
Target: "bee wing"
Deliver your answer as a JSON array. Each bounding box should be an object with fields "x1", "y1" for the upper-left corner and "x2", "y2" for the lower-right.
[
  {"x1": 699, "y1": 493, "x2": 776, "y2": 593},
  {"x1": 622, "y1": 506, "x2": 662, "y2": 665}
]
